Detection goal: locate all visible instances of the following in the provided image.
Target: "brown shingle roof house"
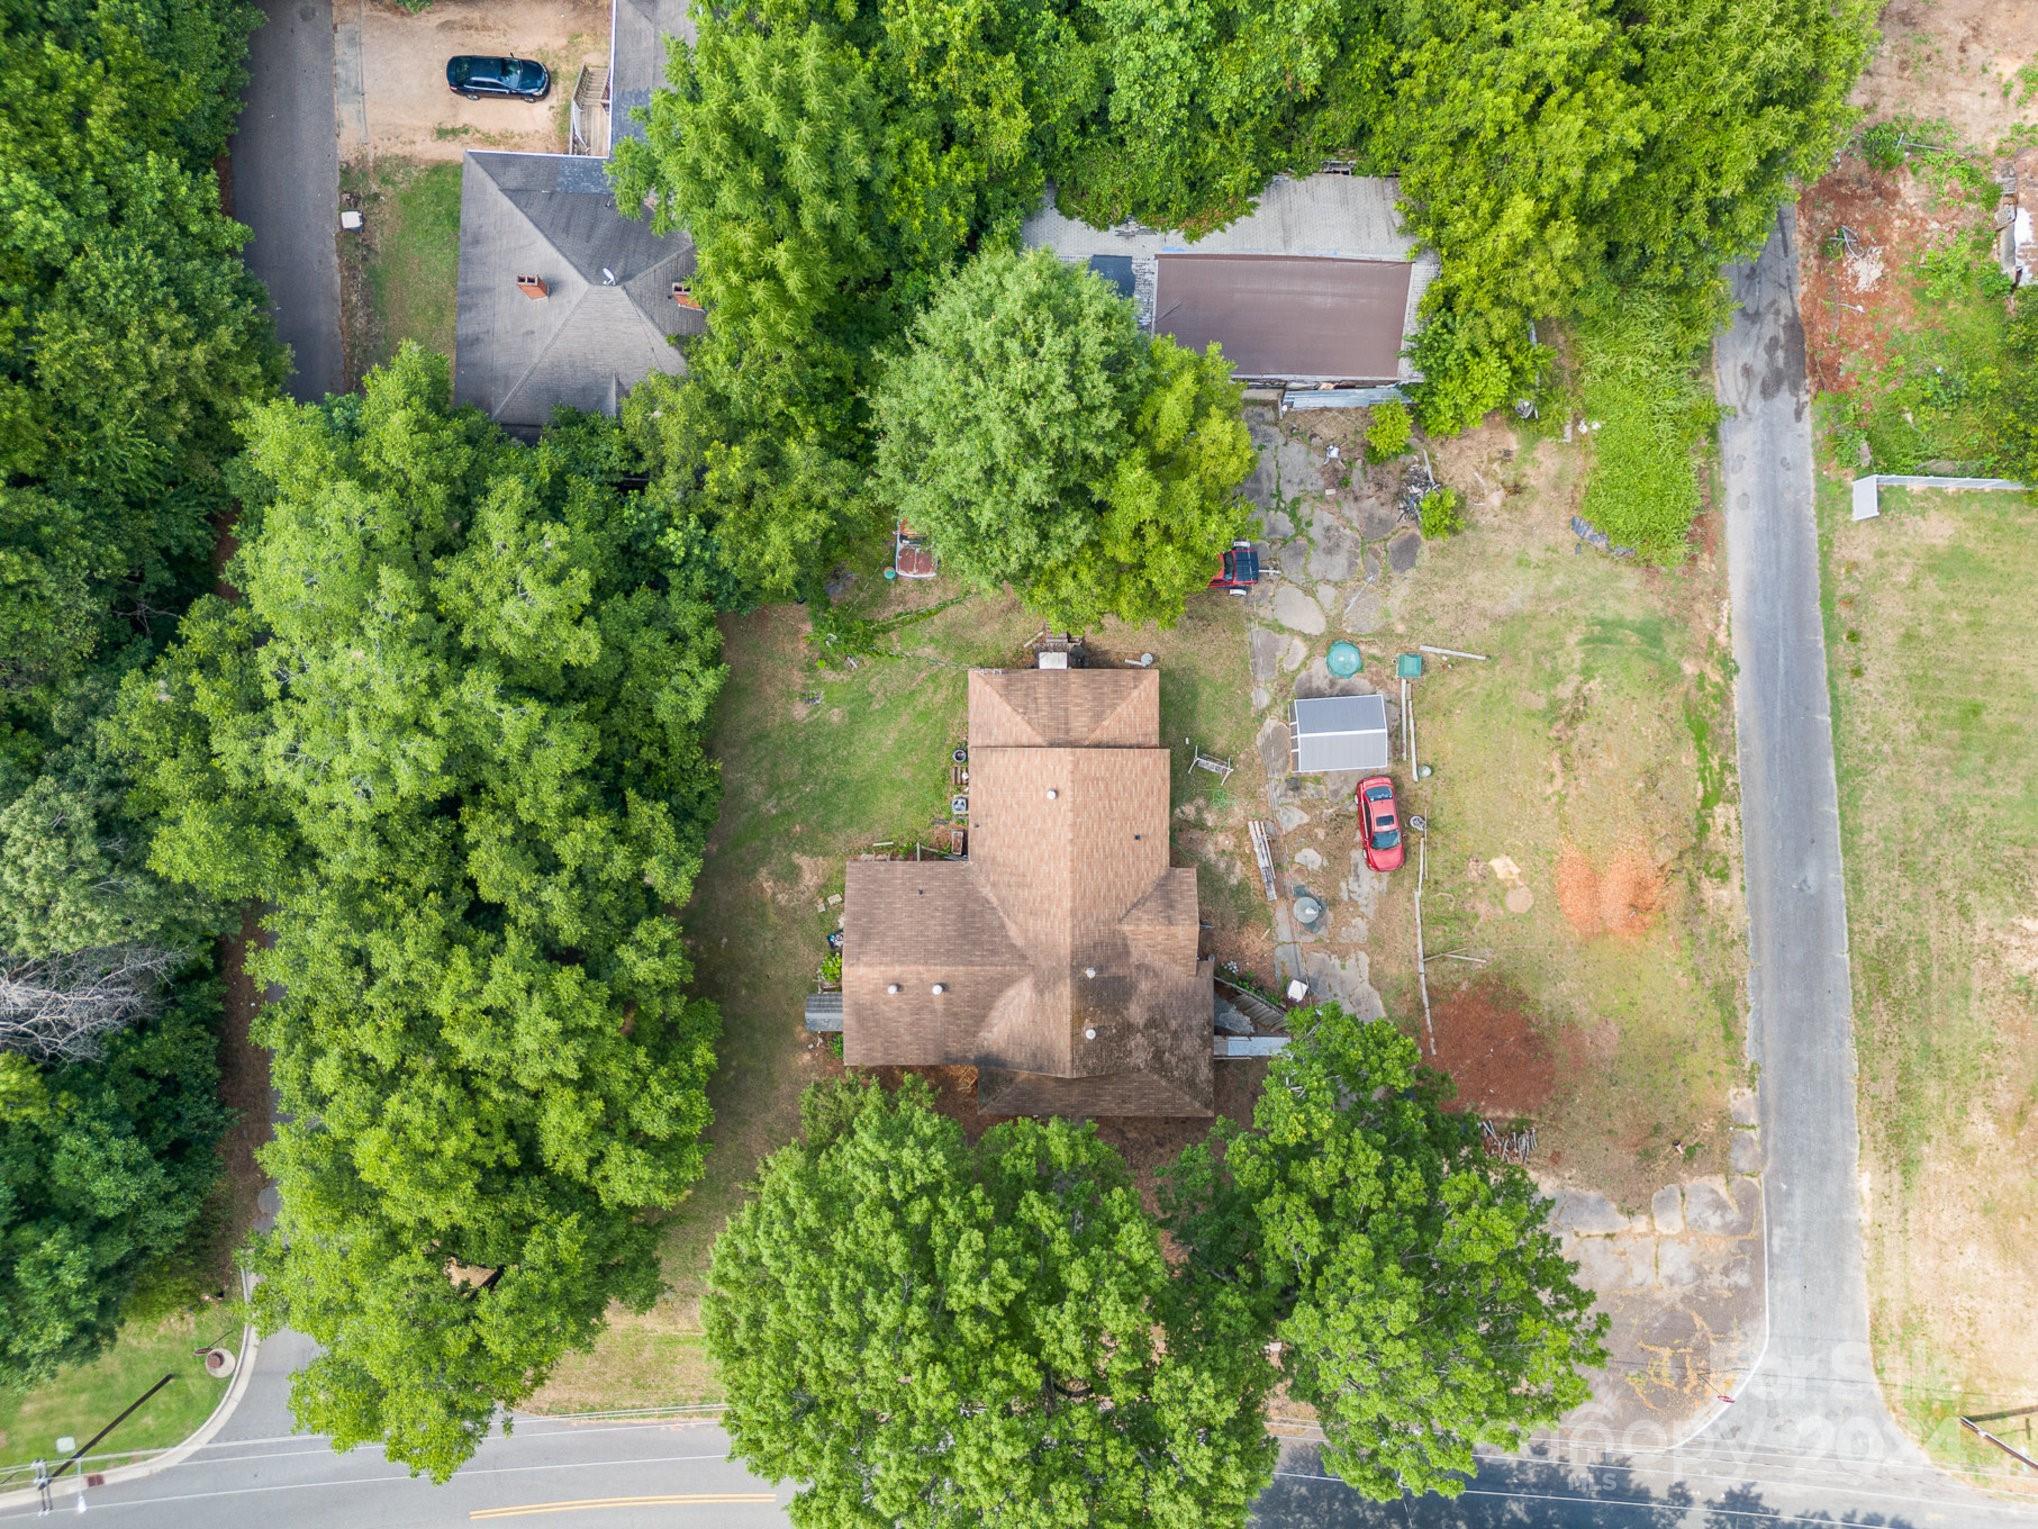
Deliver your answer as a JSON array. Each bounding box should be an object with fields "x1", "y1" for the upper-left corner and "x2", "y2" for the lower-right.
[{"x1": 841, "y1": 667, "x2": 1215, "y2": 1117}]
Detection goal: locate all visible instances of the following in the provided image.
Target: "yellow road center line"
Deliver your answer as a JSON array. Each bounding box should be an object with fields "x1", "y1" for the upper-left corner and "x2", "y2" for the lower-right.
[{"x1": 470, "y1": 1493, "x2": 776, "y2": 1520}]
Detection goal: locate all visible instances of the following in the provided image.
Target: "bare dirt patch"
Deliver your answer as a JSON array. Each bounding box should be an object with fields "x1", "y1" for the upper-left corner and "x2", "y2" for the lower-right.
[
  {"x1": 1554, "y1": 843, "x2": 1665, "y2": 941},
  {"x1": 1797, "y1": 161, "x2": 1943, "y2": 394},
  {"x1": 1430, "y1": 980, "x2": 1556, "y2": 1120},
  {"x1": 344, "y1": 0, "x2": 609, "y2": 163},
  {"x1": 203, "y1": 911, "x2": 274, "y2": 1282},
  {"x1": 1853, "y1": 0, "x2": 2038, "y2": 155}
]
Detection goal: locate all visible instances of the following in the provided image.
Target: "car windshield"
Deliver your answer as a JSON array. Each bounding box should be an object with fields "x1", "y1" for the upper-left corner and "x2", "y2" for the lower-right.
[
  {"x1": 1373, "y1": 827, "x2": 1401, "y2": 850},
  {"x1": 1364, "y1": 785, "x2": 1392, "y2": 803},
  {"x1": 448, "y1": 56, "x2": 473, "y2": 83},
  {"x1": 506, "y1": 58, "x2": 542, "y2": 87}
]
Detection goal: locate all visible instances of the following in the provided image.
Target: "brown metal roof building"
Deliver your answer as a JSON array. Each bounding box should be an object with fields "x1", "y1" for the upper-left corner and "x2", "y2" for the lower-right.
[
  {"x1": 1020, "y1": 174, "x2": 1439, "y2": 389},
  {"x1": 841, "y1": 668, "x2": 1214, "y2": 1118}
]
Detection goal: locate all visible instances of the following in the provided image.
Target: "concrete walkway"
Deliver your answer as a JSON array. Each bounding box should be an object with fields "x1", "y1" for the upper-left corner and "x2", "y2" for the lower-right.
[{"x1": 230, "y1": 0, "x2": 344, "y2": 401}]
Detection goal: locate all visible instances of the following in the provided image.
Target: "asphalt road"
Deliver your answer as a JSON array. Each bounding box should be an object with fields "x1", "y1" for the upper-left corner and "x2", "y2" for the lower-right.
[
  {"x1": 229, "y1": 0, "x2": 344, "y2": 401},
  {"x1": 0, "y1": 1417, "x2": 788, "y2": 1527}
]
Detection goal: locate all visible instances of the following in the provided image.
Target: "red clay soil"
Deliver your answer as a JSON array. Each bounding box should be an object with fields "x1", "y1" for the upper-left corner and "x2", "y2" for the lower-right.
[
  {"x1": 1796, "y1": 159, "x2": 1942, "y2": 395},
  {"x1": 1556, "y1": 843, "x2": 1665, "y2": 940},
  {"x1": 1429, "y1": 979, "x2": 1556, "y2": 1120}
]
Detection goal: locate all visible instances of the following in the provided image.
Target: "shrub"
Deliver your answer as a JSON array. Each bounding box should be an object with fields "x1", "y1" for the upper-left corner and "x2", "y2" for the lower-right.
[
  {"x1": 1860, "y1": 120, "x2": 1906, "y2": 171},
  {"x1": 1418, "y1": 486, "x2": 1465, "y2": 539},
  {"x1": 1363, "y1": 400, "x2": 1414, "y2": 463},
  {"x1": 1573, "y1": 291, "x2": 1719, "y2": 562}
]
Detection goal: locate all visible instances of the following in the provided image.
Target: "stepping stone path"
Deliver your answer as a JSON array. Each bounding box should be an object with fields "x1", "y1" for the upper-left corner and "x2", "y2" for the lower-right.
[{"x1": 1270, "y1": 585, "x2": 1325, "y2": 634}]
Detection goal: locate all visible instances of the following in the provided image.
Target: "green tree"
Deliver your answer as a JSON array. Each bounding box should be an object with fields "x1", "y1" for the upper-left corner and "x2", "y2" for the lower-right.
[
  {"x1": 0, "y1": 982, "x2": 226, "y2": 1385},
  {"x1": 119, "y1": 348, "x2": 726, "y2": 1480},
  {"x1": 609, "y1": 0, "x2": 1089, "y2": 597},
  {"x1": 1362, "y1": 399, "x2": 1412, "y2": 463},
  {"x1": 872, "y1": 247, "x2": 1250, "y2": 628},
  {"x1": 1165, "y1": 1005, "x2": 1605, "y2": 1500},
  {"x1": 707, "y1": 1078, "x2": 1277, "y2": 1528},
  {"x1": 1047, "y1": 0, "x2": 1384, "y2": 232},
  {"x1": 0, "y1": 2, "x2": 279, "y2": 712}
]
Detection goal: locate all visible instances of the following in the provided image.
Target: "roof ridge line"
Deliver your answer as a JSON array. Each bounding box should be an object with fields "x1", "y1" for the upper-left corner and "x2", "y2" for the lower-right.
[{"x1": 490, "y1": 285, "x2": 596, "y2": 423}]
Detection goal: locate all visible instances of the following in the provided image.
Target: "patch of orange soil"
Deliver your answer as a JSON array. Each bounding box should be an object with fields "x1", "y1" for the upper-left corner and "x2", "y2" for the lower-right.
[
  {"x1": 1430, "y1": 980, "x2": 1557, "y2": 1119},
  {"x1": 1556, "y1": 844, "x2": 1665, "y2": 939},
  {"x1": 1797, "y1": 160, "x2": 1927, "y2": 393}
]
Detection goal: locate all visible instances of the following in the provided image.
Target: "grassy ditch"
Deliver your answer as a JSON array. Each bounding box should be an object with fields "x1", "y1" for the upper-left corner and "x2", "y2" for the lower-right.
[{"x1": 0, "y1": 1309, "x2": 235, "y2": 1475}]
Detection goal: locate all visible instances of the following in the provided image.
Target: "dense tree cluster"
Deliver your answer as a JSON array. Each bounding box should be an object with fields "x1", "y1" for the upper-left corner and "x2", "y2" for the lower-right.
[
  {"x1": 117, "y1": 349, "x2": 728, "y2": 1478},
  {"x1": 871, "y1": 248, "x2": 1252, "y2": 630},
  {"x1": 0, "y1": 982, "x2": 227, "y2": 1384},
  {"x1": 0, "y1": 0, "x2": 279, "y2": 1385},
  {"x1": 614, "y1": 0, "x2": 1875, "y2": 597},
  {"x1": 708, "y1": 1010, "x2": 1605, "y2": 1519},
  {"x1": 709, "y1": 1079, "x2": 1277, "y2": 1527}
]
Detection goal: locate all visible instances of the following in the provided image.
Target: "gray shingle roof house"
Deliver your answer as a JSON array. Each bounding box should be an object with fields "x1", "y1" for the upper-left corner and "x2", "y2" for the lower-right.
[
  {"x1": 451, "y1": 0, "x2": 701, "y2": 433},
  {"x1": 453, "y1": 154, "x2": 700, "y2": 433},
  {"x1": 1021, "y1": 174, "x2": 1438, "y2": 388}
]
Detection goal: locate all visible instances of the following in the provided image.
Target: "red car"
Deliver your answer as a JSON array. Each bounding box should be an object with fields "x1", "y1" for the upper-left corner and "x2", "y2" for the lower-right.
[
  {"x1": 1358, "y1": 776, "x2": 1405, "y2": 872},
  {"x1": 1208, "y1": 540, "x2": 1260, "y2": 594}
]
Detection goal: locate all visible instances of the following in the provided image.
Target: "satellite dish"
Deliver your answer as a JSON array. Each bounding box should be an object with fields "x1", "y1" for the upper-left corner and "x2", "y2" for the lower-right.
[{"x1": 601, "y1": 267, "x2": 616, "y2": 286}]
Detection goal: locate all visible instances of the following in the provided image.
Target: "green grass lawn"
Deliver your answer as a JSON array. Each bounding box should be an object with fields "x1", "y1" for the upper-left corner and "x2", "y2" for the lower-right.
[
  {"x1": 1815, "y1": 475, "x2": 2038, "y2": 1474},
  {"x1": 0, "y1": 1309, "x2": 236, "y2": 1475},
  {"x1": 531, "y1": 567, "x2": 1268, "y2": 1411},
  {"x1": 339, "y1": 158, "x2": 463, "y2": 382},
  {"x1": 1410, "y1": 586, "x2": 1745, "y2": 1202}
]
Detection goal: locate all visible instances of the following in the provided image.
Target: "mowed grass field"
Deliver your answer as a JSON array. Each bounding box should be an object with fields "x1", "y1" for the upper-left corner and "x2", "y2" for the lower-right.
[
  {"x1": 1817, "y1": 481, "x2": 2038, "y2": 1472},
  {"x1": 532, "y1": 568, "x2": 1269, "y2": 1410},
  {"x1": 337, "y1": 159, "x2": 463, "y2": 385},
  {"x1": 0, "y1": 1310, "x2": 233, "y2": 1475},
  {"x1": 1364, "y1": 422, "x2": 1747, "y2": 1207}
]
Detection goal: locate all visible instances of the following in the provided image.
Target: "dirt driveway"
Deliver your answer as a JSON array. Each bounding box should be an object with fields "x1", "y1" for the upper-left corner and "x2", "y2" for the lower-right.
[{"x1": 337, "y1": 0, "x2": 610, "y2": 162}]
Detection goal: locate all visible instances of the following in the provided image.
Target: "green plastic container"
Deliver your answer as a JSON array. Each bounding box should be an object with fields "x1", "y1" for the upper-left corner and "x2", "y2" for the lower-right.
[
  {"x1": 1396, "y1": 652, "x2": 1424, "y2": 679},
  {"x1": 1326, "y1": 641, "x2": 1362, "y2": 677}
]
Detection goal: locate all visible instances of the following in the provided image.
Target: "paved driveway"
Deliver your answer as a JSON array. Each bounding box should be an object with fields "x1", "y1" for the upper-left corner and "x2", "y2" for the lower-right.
[{"x1": 230, "y1": 0, "x2": 343, "y2": 401}]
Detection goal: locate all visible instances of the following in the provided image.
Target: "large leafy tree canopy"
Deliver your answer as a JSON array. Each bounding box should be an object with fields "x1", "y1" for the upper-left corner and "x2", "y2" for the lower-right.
[
  {"x1": 871, "y1": 247, "x2": 1251, "y2": 629},
  {"x1": 0, "y1": 0, "x2": 275, "y2": 1387},
  {"x1": 611, "y1": 0, "x2": 1091, "y2": 600},
  {"x1": 116, "y1": 348, "x2": 727, "y2": 1479},
  {"x1": 1164, "y1": 1006, "x2": 1608, "y2": 1499},
  {"x1": 0, "y1": 0, "x2": 280, "y2": 712},
  {"x1": 620, "y1": 0, "x2": 1873, "y2": 590},
  {"x1": 0, "y1": 983, "x2": 227, "y2": 1384},
  {"x1": 706, "y1": 1078, "x2": 1278, "y2": 1528}
]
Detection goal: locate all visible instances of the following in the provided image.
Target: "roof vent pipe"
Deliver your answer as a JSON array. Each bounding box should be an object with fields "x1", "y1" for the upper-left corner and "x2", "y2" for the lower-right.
[
  {"x1": 1083, "y1": 1027, "x2": 1097, "y2": 1040},
  {"x1": 1083, "y1": 967, "x2": 1097, "y2": 979},
  {"x1": 886, "y1": 984, "x2": 901, "y2": 995},
  {"x1": 1046, "y1": 789, "x2": 1059, "y2": 801},
  {"x1": 930, "y1": 983, "x2": 946, "y2": 996}
]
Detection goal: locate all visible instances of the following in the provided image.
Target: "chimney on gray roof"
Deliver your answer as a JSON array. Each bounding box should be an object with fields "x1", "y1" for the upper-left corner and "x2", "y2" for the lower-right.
[{"x1": 516, "y1": 274, "x2": 548, "y2": 300}]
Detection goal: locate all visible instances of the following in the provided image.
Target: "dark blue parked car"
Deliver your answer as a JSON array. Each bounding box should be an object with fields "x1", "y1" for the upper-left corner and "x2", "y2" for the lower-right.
[{"x1": 446, "y1": 55, "x2": 550, "y2": 102}]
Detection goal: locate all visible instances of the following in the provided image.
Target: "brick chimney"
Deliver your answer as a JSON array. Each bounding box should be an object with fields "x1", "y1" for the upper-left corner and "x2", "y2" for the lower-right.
[
  {"x1": 671, "y1": 280, "x2": 702, "y2": 311},
  {"x1": 516, "y1": 274, "x2": 548, "y2": 300}
]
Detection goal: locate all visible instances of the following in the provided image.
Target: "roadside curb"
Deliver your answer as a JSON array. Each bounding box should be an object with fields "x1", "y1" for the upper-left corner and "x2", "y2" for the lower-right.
[{"x1": 0, "y1": 1295, "x2": 262, "y2": 1513}]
